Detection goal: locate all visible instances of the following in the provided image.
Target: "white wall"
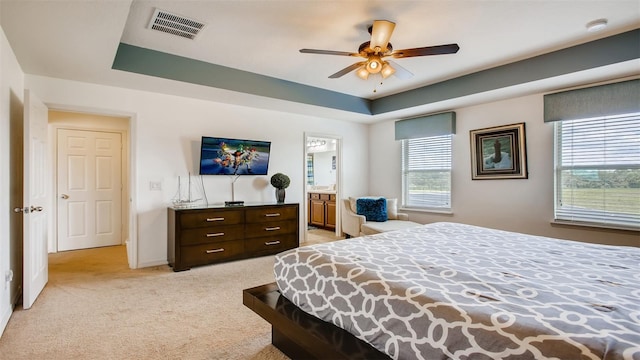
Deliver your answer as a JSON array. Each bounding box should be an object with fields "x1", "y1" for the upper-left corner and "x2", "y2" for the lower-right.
[
  {"x1": 26, "y1": 75, "x2": 369, "y2": 267},
  {"x1": 369, "y1": 93, "x2": 638, "y2": 247},
  {"x1": 0, "y1": 26, "x2": 24, "y2": 336}
]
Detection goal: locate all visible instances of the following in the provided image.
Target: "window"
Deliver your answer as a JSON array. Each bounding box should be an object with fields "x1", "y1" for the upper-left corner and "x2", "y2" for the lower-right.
[
  {"x1": 401, "y1": 134, "x2": 452, "y2": 210},
  {"x1": 554, "y1": 112, "x2": 640, "y2": 229},
  {"x1": 306, "y1": 154, "x2": 314, "y2": 185}
]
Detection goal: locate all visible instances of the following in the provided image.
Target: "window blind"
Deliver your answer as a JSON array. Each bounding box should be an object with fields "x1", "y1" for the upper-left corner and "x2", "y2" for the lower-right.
[
  {"x1": 401, "y1": 135, "x2": 452, "y2": 209},
  {"x1": 554, "y1": 112, "x2": 640, "y2": 229}
]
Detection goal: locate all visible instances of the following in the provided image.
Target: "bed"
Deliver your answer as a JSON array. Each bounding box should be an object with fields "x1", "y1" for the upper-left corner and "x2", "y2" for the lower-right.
[{"x1": 244, "y1": 222, "x2": 640, "y2": 360}]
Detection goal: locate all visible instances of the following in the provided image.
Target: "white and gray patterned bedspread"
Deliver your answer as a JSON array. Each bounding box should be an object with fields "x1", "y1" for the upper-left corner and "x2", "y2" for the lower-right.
[{"x1": 274, "y1": 222, "x2": 640, "y2": 360}]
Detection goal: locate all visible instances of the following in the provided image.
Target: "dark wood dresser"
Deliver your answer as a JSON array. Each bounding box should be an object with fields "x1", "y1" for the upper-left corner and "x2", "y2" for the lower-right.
[{"x1": 168, "y1": 203, "x2": 299, "y2": 271}]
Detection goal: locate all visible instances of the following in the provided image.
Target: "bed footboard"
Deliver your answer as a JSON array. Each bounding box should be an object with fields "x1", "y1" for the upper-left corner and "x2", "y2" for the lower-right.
[{"x1": 243, "y1": 283, "x2": 389, "y2": 360}]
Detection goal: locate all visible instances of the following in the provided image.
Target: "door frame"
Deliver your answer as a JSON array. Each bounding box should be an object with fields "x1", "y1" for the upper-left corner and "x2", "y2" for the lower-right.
[
  {"x1": 46, "y1": 104, "x2": 138, "y2": 268},
  {"x1": 302, "y1": 132, "x2": 343, "y2": 242}
]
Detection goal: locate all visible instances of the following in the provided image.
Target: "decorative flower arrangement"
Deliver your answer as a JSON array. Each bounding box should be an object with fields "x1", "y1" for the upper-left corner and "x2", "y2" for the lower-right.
[{"x1": 270, "y1": 173, "x2": 290, "y2": 189}]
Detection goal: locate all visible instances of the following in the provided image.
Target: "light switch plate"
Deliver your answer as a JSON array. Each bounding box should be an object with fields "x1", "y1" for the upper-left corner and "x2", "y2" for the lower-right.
[{"x1": 149, "y1": 181, "x2": 162, "y2": 191}]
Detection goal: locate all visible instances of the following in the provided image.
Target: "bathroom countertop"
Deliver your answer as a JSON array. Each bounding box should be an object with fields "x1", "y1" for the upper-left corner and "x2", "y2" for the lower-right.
[{"x1": 307, "y1": 189, "x2": 336, "y2": 194}]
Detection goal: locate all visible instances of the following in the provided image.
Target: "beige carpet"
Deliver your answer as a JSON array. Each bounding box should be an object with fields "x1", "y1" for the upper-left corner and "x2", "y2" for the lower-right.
[
  {"x1": 0, "y1": 229, "x2": 341, "y2": 360},
  {"x1": 305, "y1": 228, "x2": 344, "y2": 245}
]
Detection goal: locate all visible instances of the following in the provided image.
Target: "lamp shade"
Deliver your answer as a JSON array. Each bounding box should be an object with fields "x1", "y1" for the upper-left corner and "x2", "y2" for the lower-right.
[
  {"x1": 381, "y1": 62, "x2": 395, "y2": 78},
  {"x1": 366, "y1": 57, "x2": 382, "y2": 73},
  {"x1": 356, "y1": 66, "x2": 370, "y2": 79}
]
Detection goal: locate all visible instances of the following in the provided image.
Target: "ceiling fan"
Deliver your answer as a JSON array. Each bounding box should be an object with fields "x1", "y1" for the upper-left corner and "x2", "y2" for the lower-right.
[{"x1": 300, "y1": 20, "x2": 460, "y2": 80}]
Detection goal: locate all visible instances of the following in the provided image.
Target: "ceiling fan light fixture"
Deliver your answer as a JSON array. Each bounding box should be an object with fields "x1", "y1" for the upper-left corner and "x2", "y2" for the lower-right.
[
  {"x1": 301, "y1": 19, "x2": 459, "y2": 81},
  {"x1": 366, "y1": 58, "x2": 382, "y2": 73},
  {"x1": 381, "y1": 62, "x2": 396, "y2": 79},
  {"x1": 356, "y1": 66, "x2": 370, "y2": 80}
]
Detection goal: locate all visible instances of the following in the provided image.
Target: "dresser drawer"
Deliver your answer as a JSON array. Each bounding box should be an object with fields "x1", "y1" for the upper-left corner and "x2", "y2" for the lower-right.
[
  {"x1": 181, "y1": 241, "x2": 244, "y2": 267},
  {"x1": 245, "y1": 234, "x2": 298, "y2": 255},
  {"x1": 245, "y1": 220, "x2": 297, "y2": 238},
  {"x1": 180, "y1": 210, "x2": 244, "y2": 228},
  {"x1": 180, "y1": 224, "x2": 244, "y2": 246},
  {"x1": 245, "y1": 206, "x2": 297, "y2": 223},
  {"x1": 309, "y1": 193, "x2": 334, "y2": 201}
]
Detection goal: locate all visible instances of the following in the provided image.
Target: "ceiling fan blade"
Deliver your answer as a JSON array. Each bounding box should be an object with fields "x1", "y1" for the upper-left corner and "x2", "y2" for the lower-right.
[
  {"x1": 328, "y1": 62, "x2": 367, "y2": 78},
  {"x1": 386, "y1": 60, "x2": 413, "y2": 80},
  {"x1": 300, "y1": 49, "x2": 359, "y2": 56},
  {"x1": 369, "y1": 20, "x2": 395, "y2": 52},
  {"x1": 391, "y1": 43, "x2": 460, "y2": 58}
]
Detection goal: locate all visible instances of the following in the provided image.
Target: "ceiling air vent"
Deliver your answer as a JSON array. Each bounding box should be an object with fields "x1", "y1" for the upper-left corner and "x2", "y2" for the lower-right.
[{"x1": 148, "y1": 9, "x2": 205, "y2": 40}]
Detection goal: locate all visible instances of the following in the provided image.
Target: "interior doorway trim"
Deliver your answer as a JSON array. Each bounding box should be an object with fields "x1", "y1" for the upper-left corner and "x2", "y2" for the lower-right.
[
  {"x1": 46, "y1": 103, "x2": 138, "y2": 269},
  {"x1": 303, "y1": 132, "x2": 343, "y2": 243}
]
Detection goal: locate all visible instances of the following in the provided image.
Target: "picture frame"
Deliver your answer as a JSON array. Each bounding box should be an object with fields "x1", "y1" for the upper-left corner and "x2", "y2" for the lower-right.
[{"x1": 470, "y1": 122, "x2": 528, "y2": 180}]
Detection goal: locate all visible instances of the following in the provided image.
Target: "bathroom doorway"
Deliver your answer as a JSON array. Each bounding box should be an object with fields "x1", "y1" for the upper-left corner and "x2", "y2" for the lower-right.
[{"x1": 303, "y1": 133, "x2": 343, "y2": 244}]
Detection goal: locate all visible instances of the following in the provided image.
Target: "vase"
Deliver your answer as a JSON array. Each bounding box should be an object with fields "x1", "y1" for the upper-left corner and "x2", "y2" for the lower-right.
[{"x1": 276, "y1": 188, "x2": 286, "y2": 203}]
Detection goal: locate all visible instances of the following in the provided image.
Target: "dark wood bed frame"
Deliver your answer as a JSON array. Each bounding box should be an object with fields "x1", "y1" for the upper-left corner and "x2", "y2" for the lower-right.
[{"x1": 243, "y1": 282, "x2": 390, "y2": 360}]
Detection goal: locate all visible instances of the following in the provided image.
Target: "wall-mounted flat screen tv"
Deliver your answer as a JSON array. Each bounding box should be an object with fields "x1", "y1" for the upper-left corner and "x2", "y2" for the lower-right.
[{"x1": 199, "y1": 136, "x2": 271, "y2": 175}]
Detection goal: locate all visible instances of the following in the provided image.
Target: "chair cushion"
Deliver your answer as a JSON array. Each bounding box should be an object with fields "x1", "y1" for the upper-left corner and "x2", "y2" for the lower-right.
[
  {"x1": 349, "y1": 197, "x2": 399, "y2": 220},
  {"x1": 361, "y1": 220, "x2": 421, "y2": 235},
  {"x1": 356, "y1": 197, "x2": 387, "y2": 222},
  {"x1": 385, "y1": 198, "x2": 399, "y2": 220}
]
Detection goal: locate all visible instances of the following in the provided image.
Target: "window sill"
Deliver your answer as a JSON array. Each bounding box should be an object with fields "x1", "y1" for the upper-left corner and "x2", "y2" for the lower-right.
[
  {"x1": 551, "y1": 219, "x2": 640, "y2": 232},
  {"x1": 400, "y1": 207, "x2": 453, "y2": 215}
]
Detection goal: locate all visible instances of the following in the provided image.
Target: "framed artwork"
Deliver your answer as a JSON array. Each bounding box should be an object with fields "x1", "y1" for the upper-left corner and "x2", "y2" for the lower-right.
[{"x1": 470, "y1": 123, "x2": 528, "y2": 180}]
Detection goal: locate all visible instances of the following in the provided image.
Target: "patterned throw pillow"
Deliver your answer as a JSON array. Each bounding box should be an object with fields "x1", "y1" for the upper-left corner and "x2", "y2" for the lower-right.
[
  {"x1": 349, "y1": 196, "x2": 398, "y2": 220},
  {"x1": 356, "y1": 197, "x2": 388, "y2": 222}
]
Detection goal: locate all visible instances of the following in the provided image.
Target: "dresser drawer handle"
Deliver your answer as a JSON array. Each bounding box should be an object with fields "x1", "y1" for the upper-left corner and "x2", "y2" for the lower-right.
[
  {"x1": 206, "y1": 232, "x2": 225, "y2": 237},
  {"x1": 265, "y1": 226, "x2": 281, "y2": 231},
  {"x1": 205, "y1": 248, "x2": 225, "y2": 254},
  {"x1": 265, "y1": 241, "x2": 281, "y2": 246},
  {"x1": 265, "y1": 213, "x2": 281, "y2": 217},
  {"x1": 206, "y1": 217, "x2": 225, "y2": 222}
]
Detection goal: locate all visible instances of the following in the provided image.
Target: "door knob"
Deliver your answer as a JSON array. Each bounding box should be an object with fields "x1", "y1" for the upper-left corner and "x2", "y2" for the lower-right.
[
  {"x1": 60, "y1": 194, "x2": 69, "y2": 199},
  {"x1": 14, "y1": 207, "x2": 28, "y2": 213}
]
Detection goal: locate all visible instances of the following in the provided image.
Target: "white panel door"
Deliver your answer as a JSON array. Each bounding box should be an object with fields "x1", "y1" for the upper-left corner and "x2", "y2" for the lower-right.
[
  {"x1": 23, "y1": 90, "x2": 49, "y2": 310},
  {"x1": 57, "y1": 129, "x2": 122, "y2": 251}
]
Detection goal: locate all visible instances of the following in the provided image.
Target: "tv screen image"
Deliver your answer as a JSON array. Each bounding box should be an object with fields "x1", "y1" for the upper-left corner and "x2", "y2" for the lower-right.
[{"x1": 199, "y1": 136, "x2": 271, "y2": 175}]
